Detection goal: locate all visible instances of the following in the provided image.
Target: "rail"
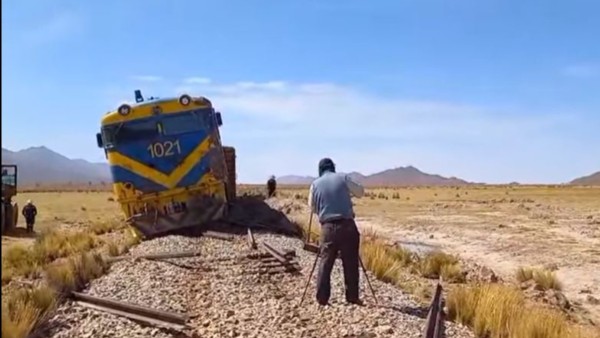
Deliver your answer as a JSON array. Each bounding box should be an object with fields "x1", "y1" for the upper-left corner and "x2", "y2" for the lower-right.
[
  {"x1": 72, "y1": 292, "x2": 189, "y2": 331},
  {"x1": 422, "y1": 281, "x2": 445, "y2": 338}
]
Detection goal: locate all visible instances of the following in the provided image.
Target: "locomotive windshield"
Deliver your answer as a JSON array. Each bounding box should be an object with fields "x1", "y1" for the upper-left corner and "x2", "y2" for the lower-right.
[
  {"x1": 101, "y1": 108, "x2": 214, "y2": 148},
  {"x1": 161, "y1": 109, "x2": 214, "y2": 136}
]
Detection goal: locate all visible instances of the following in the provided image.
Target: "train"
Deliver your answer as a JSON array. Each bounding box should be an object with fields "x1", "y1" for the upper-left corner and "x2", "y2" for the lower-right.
[
  {"x1": 96, "y1": 90, "x2": 236, "y2": 238},
  {"x1": 1, "y1": 165, "x2": 18, "y2": 234}
]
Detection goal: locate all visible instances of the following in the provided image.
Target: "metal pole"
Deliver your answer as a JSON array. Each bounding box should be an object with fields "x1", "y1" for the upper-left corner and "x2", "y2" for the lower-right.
[
  {"x1": 359, "y1": 255, "x2": 378, "y2": 304},
  {"x1": 306, "y1": 211, "x2": 314, "y2": 243},
  {"x1": 299, "y1": 251, "x2": 320, "y2": 306}
]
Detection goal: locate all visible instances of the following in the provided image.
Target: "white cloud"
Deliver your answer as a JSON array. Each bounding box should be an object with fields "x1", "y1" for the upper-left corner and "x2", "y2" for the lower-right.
[
  {"x1": 176, "y1": 80, "x2": 572, "y2": 141},
  {"x1": 562, "y1": 63, "x2": 599, "y2": 78},
  {"x1": 131, "y1": 75, "x2": 163, "y2": 82},
  {"x1": 22, "y1": 11, "x2": 85, "y2": 47},
  {"x1": 183, "y1": 77, "x2": 212, "y2": 85},
  {"x1": 104, "y1": 78, "x2": 595, "y2": 183}
]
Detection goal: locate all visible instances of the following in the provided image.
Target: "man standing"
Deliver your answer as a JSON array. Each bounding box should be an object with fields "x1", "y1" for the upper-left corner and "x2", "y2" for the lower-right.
[
  {"x1": 308, "y1": 158, "x2": 365, "y2": 306},
  {"x1": 22, "y1": 200, "x2": 38, "y2": 233},
  {"x1": 267, "y1": 175, "x2": 277, "y2": 198}
]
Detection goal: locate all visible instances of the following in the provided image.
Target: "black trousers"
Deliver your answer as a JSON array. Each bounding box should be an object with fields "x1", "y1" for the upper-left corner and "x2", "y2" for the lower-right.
[
  {"x1": 25, "y1": 217, "x2": 35, "y2": 232},
  {"x1": 316, "y1": 218, "x2": 360, "y2": 305}
]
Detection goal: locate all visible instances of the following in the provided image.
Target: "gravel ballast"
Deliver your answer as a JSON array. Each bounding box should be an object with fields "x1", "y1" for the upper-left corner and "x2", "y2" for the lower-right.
[{"x1": 46, "y1": 232, "x2": 474, "y2": 338}]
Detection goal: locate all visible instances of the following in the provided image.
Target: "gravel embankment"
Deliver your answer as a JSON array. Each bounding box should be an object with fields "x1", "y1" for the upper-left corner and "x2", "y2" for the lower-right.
[{"x1": 46, "y1": 233, "x2": 474, "y2": 338}]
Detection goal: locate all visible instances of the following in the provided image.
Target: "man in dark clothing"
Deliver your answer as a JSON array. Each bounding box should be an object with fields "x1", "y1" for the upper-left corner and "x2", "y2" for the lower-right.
[
  {"x1": 267, "y1": 175, "x2": 277, "y2": 198},
  {"x1": 22, "y1": 200, "x2": 38, "y2": 233},
  {"x1": 308, "y1": 158, "x2": 365, "y2": 306}
]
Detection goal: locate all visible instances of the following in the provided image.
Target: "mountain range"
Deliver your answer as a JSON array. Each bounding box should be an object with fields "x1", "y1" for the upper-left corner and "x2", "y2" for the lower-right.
[
  {"x1": 277, "y1": 166, "x2": 471, "y2": 186},
  {"x1": 1, "y1": 146, "x2": 598, "y2": 186},
  {"x1": 2, "y1": 147, "x2": 111, "y2": 184},
  {"x1": 569, "y1": 171, "x2": 600, "y2": 186}
]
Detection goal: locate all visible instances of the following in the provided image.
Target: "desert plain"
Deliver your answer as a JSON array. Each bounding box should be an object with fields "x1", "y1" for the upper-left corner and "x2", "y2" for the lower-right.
[{"x1": 2, "y1": 184, "x2": 599, "y2": 337}]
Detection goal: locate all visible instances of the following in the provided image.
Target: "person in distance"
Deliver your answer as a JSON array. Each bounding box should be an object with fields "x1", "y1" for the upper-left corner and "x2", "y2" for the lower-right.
[{"x1": 267, "y1": 175, "x2": 277, "y2": 198}]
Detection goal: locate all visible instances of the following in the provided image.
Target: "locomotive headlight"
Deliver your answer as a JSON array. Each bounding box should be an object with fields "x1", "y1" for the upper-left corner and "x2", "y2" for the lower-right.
[
  {"x1": 118, "y1": 104, "x2": 131, "y2": 116},
  {"x1": 179, "y1": 94, "x2": 192, "y2": 106}
]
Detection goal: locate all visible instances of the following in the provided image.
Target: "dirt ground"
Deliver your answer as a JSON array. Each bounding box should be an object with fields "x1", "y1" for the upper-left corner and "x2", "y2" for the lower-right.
[
  {"x1": 3, "y1": 186, "x2": 599, "y2": 326},
  {"x1": 346, "y1": 185, "x2": 600, "y2": 325},
  {"x1": 1, "y1": 192, "x2": 120, "y2": 253}
]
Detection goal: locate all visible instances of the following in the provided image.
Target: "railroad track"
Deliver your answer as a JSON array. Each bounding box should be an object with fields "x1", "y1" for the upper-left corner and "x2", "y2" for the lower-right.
[
  {"x1": 64, "y1": 228, "x2": 301, "y2": 333},
  {"x1": 46, "y1": 227, "x2": 464, "y2": 338}
]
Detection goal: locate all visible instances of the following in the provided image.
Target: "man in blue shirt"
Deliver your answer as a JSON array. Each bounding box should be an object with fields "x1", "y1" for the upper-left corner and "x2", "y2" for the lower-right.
[{"x1": 308, "y1": 158, "x2": 365, "y2": 306}]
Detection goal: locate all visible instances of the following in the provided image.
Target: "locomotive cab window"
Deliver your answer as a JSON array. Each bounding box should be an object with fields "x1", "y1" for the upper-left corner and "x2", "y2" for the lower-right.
[
  {"x1": 101, "y1": 118, "x2": 160, "y2": 147},
  {"x1": 161, "y1": 109, "x2": 213, "y2": 136}
]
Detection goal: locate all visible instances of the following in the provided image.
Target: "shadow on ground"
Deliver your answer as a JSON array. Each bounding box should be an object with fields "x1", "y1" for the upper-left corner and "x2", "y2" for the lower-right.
[
  {"x1": 2, "y1": 226, "x2": 37, "y2": 239},
  {"x1": 380, "y1": 304, "x2": 430, "y2": 319}
]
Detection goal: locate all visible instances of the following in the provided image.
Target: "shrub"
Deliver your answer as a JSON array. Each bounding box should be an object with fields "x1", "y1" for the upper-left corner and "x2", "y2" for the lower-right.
[{"x1": 2, "y1": 286, "x2": 57, "y2": 338}]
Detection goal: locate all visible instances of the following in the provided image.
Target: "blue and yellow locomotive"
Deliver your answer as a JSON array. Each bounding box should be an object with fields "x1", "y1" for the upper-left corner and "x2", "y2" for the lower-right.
[{"x1": 96, "y1": 90, "x2": 236, "y2": 238}]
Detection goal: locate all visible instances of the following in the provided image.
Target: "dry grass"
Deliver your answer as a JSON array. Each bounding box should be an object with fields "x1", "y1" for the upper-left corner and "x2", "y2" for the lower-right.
[
  {"x1": 45, "y1": 262, "x2": 77, "y2": 294},
  {"x1": 33, "y1": 229, "x2": 102, "y2": 263},
  {"x1": 0, "y1": 191, "x2": 141, "y2": 338},
  {"x1": 18, "y1": 183, "x2": 113, "y2": 193},
  {"x1": 440, "y1": 263, "x2": 466, "y2": 283},
  {"x1": 516, "y1": 267, "x2": 535, "y2": 282},
  {"x1": 360, "y1": 240, "x2": 403, "y2": 283},
  {"x1": 292, "y1": 216, "x2": 596, "y2": 338},
  {"x1": 2, "y1": 245, "x2": 42, "y2": 281},
  {"x1": 266, "y1": 183, "x2": 599, "y2": 333},
  {"x1": 89, "y1": 218, "x2": 126, "y2": 235},
  {"x1": 390, "y1": 245, "x2": 414, "y2": 267},
  {"x1": 297, "y1": 216, "x2": 465, "y2": 284},
  {"x1": 446, "y1": 283, "x2": 586, "y2": 338},
  {"x1": 2, "y1": 229, "x2": 103, "y2": 285},
  {"x1": 6, "y1": 253, "x2": 113, "y2": 338},
  {"x1": 70, "y1": 253, "x2": 108, "y2": 290},
  {"x1": 2, "y1": 286, "x2": 57, "y2": 338},
  {"x1": 516, "y1": 266, "x2": 563, "y2": 291},
  {"x1": 414, "y1": 251, "x2": 461, "y2": 280},
  {"x1": 532, "y1": 269, "x2": 563, "y2": 291},
  {"x1": 7, "y1": 186, "x2": 597, "y2": 338},
  {"x1": 107, "y1": 242, "x2": 120, "y2": 256}
]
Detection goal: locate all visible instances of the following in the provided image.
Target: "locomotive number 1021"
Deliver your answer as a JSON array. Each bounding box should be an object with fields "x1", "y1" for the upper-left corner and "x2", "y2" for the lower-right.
[{"x1": 147, "y1": 140, "x2": 182, "y2": 158}]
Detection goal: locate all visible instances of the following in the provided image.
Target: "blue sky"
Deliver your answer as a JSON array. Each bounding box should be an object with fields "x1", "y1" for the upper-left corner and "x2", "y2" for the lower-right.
[{"x1": 2, "y1": 0, "x2": 599, "y2": 184}]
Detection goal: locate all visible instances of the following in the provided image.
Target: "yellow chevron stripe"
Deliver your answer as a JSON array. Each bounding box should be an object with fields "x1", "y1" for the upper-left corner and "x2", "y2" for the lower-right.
[
  {"x1": 107, "y1": 136, "x2": 214, "y2": 188},
  {"x1": 109, "y1": 153, "x2": 171, "y2": 186}
]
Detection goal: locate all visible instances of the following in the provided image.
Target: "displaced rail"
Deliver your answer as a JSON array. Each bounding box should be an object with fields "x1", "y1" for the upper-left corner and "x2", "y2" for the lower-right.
[
  {"x1": 422, "y1": 281, "x2": 445, "y2": 338},
  {"x1": 105, "y1": 250, "x2": 202, "y2": 264},
  {"x1": 72, "y1": 292, "x2": 189, "y2": 331},
  {"x1": 71, "y1": 227, "x2": 303, "y2": 334},
  {"x1": 48, "y1": 215, "x2": 462, "y2": 337}
]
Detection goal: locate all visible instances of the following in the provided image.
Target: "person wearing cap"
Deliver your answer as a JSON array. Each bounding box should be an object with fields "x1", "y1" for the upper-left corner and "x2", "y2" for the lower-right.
[
  {"x1": 22, "y1": 200, "x2": 38, "y2": 233},
  {"x1": 308, "y1": 158, "x2": 365, "y2": 306},
  {"x1": 267, "y1": 175, "x2": 277, "y2": 198}
]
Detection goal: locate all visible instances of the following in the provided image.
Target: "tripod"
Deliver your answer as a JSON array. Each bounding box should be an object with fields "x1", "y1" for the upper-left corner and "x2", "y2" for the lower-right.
[{"x1": 299, "y1": 249, "x2": 378, "y2": 306}]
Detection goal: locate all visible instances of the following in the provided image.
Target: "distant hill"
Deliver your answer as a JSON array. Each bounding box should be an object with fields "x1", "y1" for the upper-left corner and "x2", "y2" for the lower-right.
[
  {"x1": 2, "y1": 147, "x2": 110, "y2": 185},
  {"x1": 7, "y1": 146, "x2": 593, "y2": 187},
  {"x1": 569, "y1": 171, "x2": 600, "y2": 186},
  {"x1": 277, "y1": 166, "x2": 470, "y2": 186},
  {"x1": 276, "y1": 175, "x2": 316, "y2": 185}
]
